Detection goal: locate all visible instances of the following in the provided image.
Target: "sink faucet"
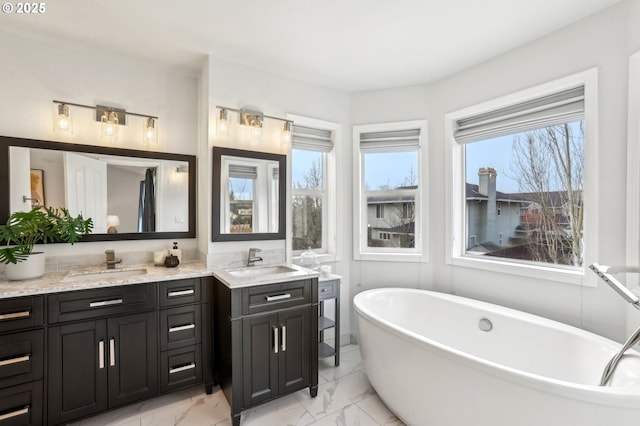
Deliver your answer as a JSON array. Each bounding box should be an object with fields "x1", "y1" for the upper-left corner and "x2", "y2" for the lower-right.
[
  {"x1": 105, "y1": 249, "x2": 122, "y2": 270},
  {"x1": 247, "y1": 248, "x2": 263, "y2": 267}
]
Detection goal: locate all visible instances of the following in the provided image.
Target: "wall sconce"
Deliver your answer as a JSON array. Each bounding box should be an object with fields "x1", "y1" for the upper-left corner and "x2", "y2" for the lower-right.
[
  {"x1": 215, "y1": 105, "x2": 291, "y2": 143},
  {"x1": 217, "y1": 108, "x2": 230, "y2": 136},
  {"x1": 53, "y1": 103, "x2": 73, "y2": 133},
  {"x1": 106, "y1": 215, "x2": 120, "y2": 233},
  {"x1": 174, "y1": 165, "x2": 188, "y2": 180},
  {"x1": 52, "y1": 100, "x2": 158, "y2": 144}
]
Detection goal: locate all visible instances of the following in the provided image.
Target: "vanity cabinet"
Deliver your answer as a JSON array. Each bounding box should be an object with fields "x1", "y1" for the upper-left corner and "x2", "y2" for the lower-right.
[
  {"x1": 0, "y1": 296, "x2": 44, "y2": 426},
  {"x1": 213, "y1": 277, "x2": 318, "y2": 426},
  {"x1": 47, "y1": 285, "x2": 158, "y2": 425}
]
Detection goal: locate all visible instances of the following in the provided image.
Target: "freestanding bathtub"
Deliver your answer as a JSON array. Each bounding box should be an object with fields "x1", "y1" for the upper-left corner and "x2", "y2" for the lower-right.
[{"x1": 354, "y1": 288, "x2": 640, "y2": 426}]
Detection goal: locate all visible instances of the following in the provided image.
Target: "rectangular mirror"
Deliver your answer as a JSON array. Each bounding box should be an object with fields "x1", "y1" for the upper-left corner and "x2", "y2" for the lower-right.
[
  {"x1": 212, "y1": 147, "x2": 286, "y2": 241},
  {"x1": 0, "y1": 135, "x2": 196, "y2": 241}
]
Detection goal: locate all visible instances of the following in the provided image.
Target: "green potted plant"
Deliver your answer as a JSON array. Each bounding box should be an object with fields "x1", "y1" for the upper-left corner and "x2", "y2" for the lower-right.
[{"x1": 0, "y1": 207, "x2": 93, "y2": 280}]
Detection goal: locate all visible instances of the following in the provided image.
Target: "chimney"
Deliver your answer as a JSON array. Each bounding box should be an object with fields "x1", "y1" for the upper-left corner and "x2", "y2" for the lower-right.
[{"x1": 478, "y1": 167, "x2": 497, "y2": 244}]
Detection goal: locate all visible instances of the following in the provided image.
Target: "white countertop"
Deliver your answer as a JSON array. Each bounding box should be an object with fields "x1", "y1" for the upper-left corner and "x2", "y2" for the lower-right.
[
  {"x1": 212, "y1": 263, "x2": 319, "y2": 289},
  {"x1": 0, "y1": 262, "x2": 213, "y2": 299}
]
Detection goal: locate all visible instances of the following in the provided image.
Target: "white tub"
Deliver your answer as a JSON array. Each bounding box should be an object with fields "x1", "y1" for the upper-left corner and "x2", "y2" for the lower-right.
[{"x1": 354, "y1": 288, "x2": 640, "y2": 426}]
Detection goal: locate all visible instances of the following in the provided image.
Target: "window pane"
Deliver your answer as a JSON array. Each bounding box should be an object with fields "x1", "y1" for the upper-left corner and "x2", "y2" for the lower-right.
[
  {"x1": 364, "y1": 151, "x2": 418, "y2": 190},
  {"x1": 292, "y1": 149, "x2": 323, "y2": 190},
  {"x1": 366, "y1": 194, "x2": 415, "y2": 248},
  {"x1": 229, "y1": 177, "x2": 254, "y2": 233},
  {"x1": 292, "y1": 195, "x2": 322, "y2": 250},
  {"x1": 465, "y1": 121, "x2": 584, "y2": 266}
]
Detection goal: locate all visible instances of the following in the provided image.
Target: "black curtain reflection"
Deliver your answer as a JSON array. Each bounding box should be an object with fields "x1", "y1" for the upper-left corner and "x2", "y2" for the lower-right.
[{"x1": 138, "y1": 168, "x2": 156, "y2": 232}]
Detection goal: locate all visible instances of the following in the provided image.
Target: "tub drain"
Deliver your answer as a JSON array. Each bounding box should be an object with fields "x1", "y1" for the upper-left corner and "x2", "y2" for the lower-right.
[{"x1": 479, "y1": 318, "x2": 493, "y2": 332}]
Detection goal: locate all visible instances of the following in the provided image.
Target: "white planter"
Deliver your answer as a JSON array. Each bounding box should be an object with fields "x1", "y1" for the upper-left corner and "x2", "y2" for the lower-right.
[{"x1": 5, "y1": 252, "x2": 45, "y2": 281}]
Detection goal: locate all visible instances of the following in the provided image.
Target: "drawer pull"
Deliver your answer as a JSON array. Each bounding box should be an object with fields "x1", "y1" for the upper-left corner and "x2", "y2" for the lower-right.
[
  {"x1": 0, "y1": 354, "x2": 30, "y2": 367},
  {"x1": 169, "y1": 323, "x2": 196, "y2": 333},
  {"x1": 0, "y1": 310, "x2": 30, "y2": 321},
  {"x1": 0, "y1": 406, "x2": 29, "y2": 421},
  {"x1": 168, "y1": 289, "x2": 194, "y2": 297},
  {"x1": 321, "y1": 288, "x2": 329, "y2": 292},
  {"x1": 89, "y1": 299, "x2": 123, "y2": 308},
  {"x1": 169, "y1": 363, "x2": 196, "y2": 374},
  {"x1": 266, "y1": 293, "x2": 291, "y2": 302}
]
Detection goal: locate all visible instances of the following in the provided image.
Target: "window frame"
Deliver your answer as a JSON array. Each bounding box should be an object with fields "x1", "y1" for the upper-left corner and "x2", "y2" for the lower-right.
[
  {"x1": 353, "y1": 120, "x2": 429, "y2": 262},
  {"x1": 445, "y1": 69, "x2": 599, "y2": 286},
  {"x1": 287, "y1": 114, "x2": 341, "y2": 263}
]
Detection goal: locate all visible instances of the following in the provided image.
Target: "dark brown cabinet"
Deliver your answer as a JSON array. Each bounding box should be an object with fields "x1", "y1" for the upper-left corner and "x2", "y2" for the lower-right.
[
  {"x1": 0, "y1": 296, "x2": 44, "y2": 426},
  {"x1": 214, "y1": 277, "x2": 318, "y2": 426},
  {"x1": 47, "y1": 307, "x2": 158, "y2": 424}
]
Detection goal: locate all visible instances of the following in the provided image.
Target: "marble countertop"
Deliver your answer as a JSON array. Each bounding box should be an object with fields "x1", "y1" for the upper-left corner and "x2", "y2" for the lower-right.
[
  {"x1": 0, "y1": 262, "x2": 214, "y2": 299},
  {"x1": 212, "y1": 263, "x2": 319, "y2": 289}
]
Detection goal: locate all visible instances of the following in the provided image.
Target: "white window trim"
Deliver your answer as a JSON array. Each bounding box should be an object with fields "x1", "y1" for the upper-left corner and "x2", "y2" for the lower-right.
[
  {"x1": 287, "y1": 114, "x2": 341, "y2": 264},
  {"x1": 445, "y1": 69, "x2": 599, "y2": 286},
  {"x1": 353, "y1": 120, "x2": 429, "y2": 262},
  {"x1": 626, "y1": 51, "x2": 640, "y2": 289}
]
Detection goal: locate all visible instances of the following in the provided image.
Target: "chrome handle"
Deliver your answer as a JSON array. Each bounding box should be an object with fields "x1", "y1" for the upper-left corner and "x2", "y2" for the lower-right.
[
  {"x1": 0, "y1": 406, "x2": 29, "y2": 421},
  {"x1": 90, "y1": 299, "x2": 123, "y2": 308},
  {"x1": 0, "y1": 310, "x2": 30, "y2": 320},
  {"x1": 109, "y1": 338, "x2": 115, "y2": 367},
  {"x1": 266, "y1": 293, "x2": 291, "y2": 302},
  {"x1": 321, "y1": 288, "x2": 329, "y2": 292},
  {"x1": 169, "y1": 363, "x2": 196, "y2": 374},
  {"x1": 273, "y1": 326, "x2": 279, "y2": 354},
  {"x1": 281, "y1": 325, "x2": 286, "y2": 352},
  {"x1": 169, "y1": 323, "x2": 196, "y2": 333},
  {"x1": 0, "y1": 354, "x2": 30, "y2": 367},
  {"x1": 99, "y1": 340, "x2": 105, "y2": 369},
  {"x1": 168, "y1": 289, "x2": 194, "y2": 297}
]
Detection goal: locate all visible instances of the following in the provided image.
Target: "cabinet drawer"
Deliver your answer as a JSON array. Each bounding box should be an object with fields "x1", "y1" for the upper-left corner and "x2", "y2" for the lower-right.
[
  {"x1": 0, "y1": 330, "x2": 43, "y2": 389},
  {"x1": 0, "y1": 297, "x2": 44, "y2": 334},
  {"x1": 160, "y1": 305, "x2": 201, "y2": 351},
  {"x1": 0, "y1": 380, "x2": 42, "y2": 426},
  {"x1": 242, "y1": 280, "x2": 311, "y2": 316},
  {"x1": 48, "y1": 284, "x2": 155, "y2": 323},
  {"x1": 159, "y1": 279, "x2": 201, "y2": 307},
  {"x1": 160, "y1": 344, "x2": 202, "y2": 393},
  {"x1": 318, "y1": 280, "x2": 338, "y2": 300}
]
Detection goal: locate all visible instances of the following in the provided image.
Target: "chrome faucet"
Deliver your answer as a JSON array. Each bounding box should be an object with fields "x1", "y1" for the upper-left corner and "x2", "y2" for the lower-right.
[
  {"x1": 247, "y1": 248, "x2": 263, "y2": 267},
  {"x1": 105, "y1": 249, "x2": 122, "y2": 270}
]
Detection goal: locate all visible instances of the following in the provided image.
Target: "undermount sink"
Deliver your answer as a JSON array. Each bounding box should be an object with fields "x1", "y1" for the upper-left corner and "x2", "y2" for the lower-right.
[
  {"x1": 225, "y1": 265, "x2": 298, "y2": 278},
  {"x1": 63, "y1": 267, "x2": 148, "y2": 282}
]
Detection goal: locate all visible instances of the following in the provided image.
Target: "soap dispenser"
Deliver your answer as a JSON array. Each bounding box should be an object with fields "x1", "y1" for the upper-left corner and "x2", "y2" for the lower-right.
[{"x1": 170, "y1": 242, "x2": 182, "y2": 263}]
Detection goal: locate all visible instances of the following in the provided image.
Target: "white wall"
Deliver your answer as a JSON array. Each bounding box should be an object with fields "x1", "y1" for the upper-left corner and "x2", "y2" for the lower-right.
[
  {"x1": 351, "y1": 0, "x2": 640, "y2": 342},
  {"x1": 0, "y1": 30, "x2": 199, "y2": 257}
]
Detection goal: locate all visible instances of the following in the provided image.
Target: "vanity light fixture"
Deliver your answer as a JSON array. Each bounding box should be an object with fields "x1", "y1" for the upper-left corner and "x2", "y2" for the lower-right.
[
  {"x1": 106, "y1": 215, "x2": 120, "y2": 233},
  {"x1": 53, "y1": 103, "x2": 73, "y2": 133},
  {"x1": 283, "y1": 121, "x2": 292, "y2": 143},
  {"x1": 51, "y1": 100, "x2": 158, "y2": 144},
  {"x1": 215, "y1": 105, "x2": 292, "y2": 143},
  {"x1": 144, "y1": 117, "x2": 158, "y2": 144},
  {"x1": 217, "y1": 108, "x2": 230, "y2": 136},
  {"x1": 174, "y1": 165, "x2": 188, "y2": 180}
]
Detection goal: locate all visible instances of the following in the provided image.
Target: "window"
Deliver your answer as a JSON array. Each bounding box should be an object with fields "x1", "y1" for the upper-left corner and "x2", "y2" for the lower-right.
[
  {"x1": 446, "y1": 70, "x2": 598, "y2": 284},
  {"x1": 290, "y1": 116, "x2": 340, "y2": 260},
  {"x1": 354, "y1": 120, "x2": 428, "y2": 261}
]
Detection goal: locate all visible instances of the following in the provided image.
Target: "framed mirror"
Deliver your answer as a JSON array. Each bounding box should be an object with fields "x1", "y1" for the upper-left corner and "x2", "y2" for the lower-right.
[
  {"x1": 212, "y1": 147, "x2": 286, "y2": 241},
  {"x1": 0, "y1": 135, "x2": 196, "y2": 241}
]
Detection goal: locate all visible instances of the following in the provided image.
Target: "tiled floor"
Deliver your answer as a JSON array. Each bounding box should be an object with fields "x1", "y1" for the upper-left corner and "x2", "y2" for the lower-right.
[{"x1": 72, "y1": 344, "x2": 405, "y2": 426}]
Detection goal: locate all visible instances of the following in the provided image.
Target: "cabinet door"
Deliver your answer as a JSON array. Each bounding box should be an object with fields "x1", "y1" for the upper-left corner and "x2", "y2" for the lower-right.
[
  {"x1": 278, "y1": 308, "x2": 310, "y2": 395},
  {"x1": 48, "y1": 320, "x2": 108, "y2": 425},
  {"x1": 107, "y1": 312, "x2": 158, "y2": 407},
  {"x1": 242, "y1": 313, "x2": 278, "y2": 407}
]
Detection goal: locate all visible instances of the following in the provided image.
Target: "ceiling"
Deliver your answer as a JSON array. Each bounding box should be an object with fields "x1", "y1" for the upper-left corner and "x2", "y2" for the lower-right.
[{"x1": 1, "y1": 0, "x2": 623, "y2": 92}]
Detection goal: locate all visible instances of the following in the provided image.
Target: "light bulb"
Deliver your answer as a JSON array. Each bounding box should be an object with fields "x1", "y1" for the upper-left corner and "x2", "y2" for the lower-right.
[
  {"x1": 143, "y1": 117, "x2": 157, "y2": 144},
  {"x1": 217, "y1": 109, "x2": 229, "y2": 136},
  {"x1": 53, "y1": 103, "x2": 73, "y2": 133}
]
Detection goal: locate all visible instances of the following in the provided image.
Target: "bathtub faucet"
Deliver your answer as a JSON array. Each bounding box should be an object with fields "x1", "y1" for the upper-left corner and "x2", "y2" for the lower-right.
[{"x1": 589, "y1": 263, "x2": 640, "y2": 385}]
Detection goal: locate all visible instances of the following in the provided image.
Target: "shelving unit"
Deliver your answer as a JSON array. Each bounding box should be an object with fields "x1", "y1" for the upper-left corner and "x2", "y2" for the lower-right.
[{"x1": 318, "y1": 275, "x2": 340, "y2": 366}]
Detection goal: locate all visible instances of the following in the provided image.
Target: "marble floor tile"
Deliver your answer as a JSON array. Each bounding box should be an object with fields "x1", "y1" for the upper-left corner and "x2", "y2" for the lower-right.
[{"x1": 70, "y1": 345, "x2": 404, "y2": 426}]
